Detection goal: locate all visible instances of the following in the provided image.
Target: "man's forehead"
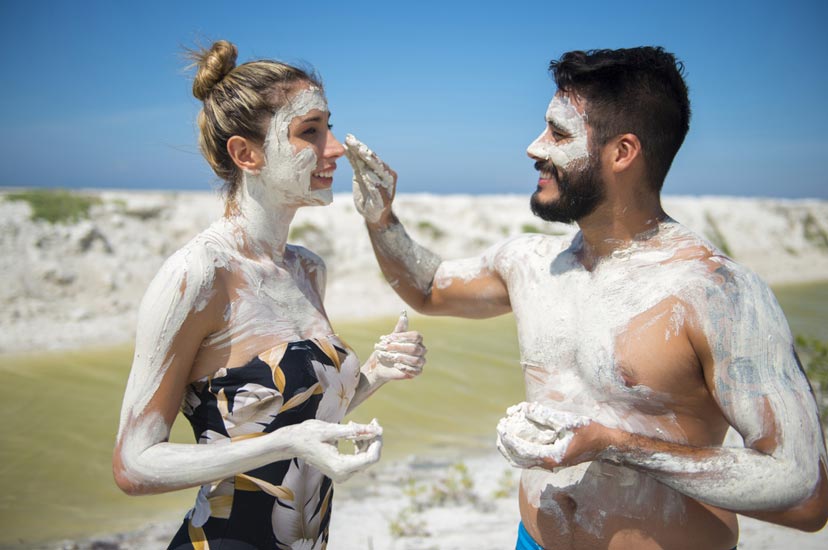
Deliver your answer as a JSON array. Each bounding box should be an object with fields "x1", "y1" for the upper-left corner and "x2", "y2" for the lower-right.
[{"x1": 546, "y1": 92, "x2": 587, "y2": 121}]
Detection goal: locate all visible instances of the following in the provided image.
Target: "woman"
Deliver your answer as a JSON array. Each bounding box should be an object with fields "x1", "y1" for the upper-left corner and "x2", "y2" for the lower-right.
[{"x1": 112, "y1": 40, "x2": 426, "y2": 549}]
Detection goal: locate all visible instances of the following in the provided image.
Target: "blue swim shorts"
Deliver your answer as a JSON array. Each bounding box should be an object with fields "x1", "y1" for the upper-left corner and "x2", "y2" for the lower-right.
[
  {"x1": 515, "y1": 521, "x2": 737, "y2": 550},
  {"x1": 516, "y1": 521, "x2": 544, "y2": 550}
]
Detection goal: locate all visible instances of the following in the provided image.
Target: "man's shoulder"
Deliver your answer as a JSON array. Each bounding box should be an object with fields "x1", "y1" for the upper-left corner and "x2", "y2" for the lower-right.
[
  {"x1": 631, "y1": 220, "x2": 773, "y2": 301},
  {"x1": 495, "y1": 232, "x2": 575, "y2": 259},
  {"x1": 662, "y1": 240, "x2": 773, "y2": 312}
]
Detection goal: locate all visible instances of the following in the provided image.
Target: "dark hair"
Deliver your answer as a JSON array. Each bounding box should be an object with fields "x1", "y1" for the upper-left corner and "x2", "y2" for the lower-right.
[{"x1": 549, "y1": 47, "x2": 691, "y2": 191}]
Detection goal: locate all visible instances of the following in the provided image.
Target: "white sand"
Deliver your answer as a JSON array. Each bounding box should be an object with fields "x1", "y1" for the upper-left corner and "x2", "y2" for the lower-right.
[
  {"x1": 52, "y1": 452, "x2": 828, "y2": 549},
  {"x1": 1, "y1": 190, "x2": 827, "y2": 355},
  {"x1": 4, "y1": 190, "x2": 827, "y2": 548}
]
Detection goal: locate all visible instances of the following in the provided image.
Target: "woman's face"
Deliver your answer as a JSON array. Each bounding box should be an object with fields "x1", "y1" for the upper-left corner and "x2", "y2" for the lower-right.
[
  {"x1": 286, "y1": 96, "x2": 346, "y2": 192},
  {"x1": 256, "y1": 84, "x2": 345, "y2": 206}
]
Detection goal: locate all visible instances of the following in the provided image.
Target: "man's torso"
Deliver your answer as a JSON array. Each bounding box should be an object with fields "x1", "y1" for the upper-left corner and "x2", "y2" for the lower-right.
[{"x1": 497, "y1": 222, "x2": 740, "y2": 549}]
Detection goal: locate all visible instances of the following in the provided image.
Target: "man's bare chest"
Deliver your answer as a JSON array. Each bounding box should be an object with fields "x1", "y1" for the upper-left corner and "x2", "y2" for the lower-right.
[{"x1": 508, "y1": 261, "x2": 707, "y2": 416}]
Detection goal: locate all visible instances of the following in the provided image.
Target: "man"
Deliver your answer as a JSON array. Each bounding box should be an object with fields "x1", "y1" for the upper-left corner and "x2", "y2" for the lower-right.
[{"x1": 343, "y1": 47, "x2": 828, "y2": 549}]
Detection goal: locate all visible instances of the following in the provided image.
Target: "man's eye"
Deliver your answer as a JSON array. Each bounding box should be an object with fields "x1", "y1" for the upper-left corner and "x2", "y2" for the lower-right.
[{"x1": 551, "y1": 129, "x2": 566, "y2": 141}]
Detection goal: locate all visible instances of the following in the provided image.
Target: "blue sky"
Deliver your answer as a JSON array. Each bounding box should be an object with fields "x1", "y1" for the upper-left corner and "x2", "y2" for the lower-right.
[{"x1": 1, "y1": 0, "x2": 825, "y2": 198}]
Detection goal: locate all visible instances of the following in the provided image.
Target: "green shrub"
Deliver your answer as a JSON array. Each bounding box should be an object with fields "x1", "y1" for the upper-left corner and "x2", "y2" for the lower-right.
[
  {"x1": 803, "y1": 213, "x2": 828, "y2": 249},
  {"x1": 416, "y1": 220, "x2": 445, "y2": 240},
  {"x1": 289, "y1": 221, "x2": 322, "y2": 241},
  {"x1": 796, "y1": 335, "x2": 828, "y2": 428},
  {"x1": 491, "y1": 469, "x2": 516, "y2": 499},
  {"x1": 703, "y1": 212, "x2": 733, "y2": 257},
  {"x1": 520, "y1": 223, "x2": 569, "y2": 236},
  {"x1": 4, "y1": 188, "x2": 101, "y2": 224}
]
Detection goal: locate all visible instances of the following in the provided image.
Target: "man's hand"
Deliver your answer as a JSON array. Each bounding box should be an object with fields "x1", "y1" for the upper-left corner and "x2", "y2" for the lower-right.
[
  {"x1": 344, "y1": 134, "x2": 397, "y2": 225},
  {"x1": 496, "y1": 401, "x2": 611, "y2": 470},
  {"x1": 366, "y1": 311, "x2": 426, "y2": 382},
  {"x1": 282, "y1": 418, "x2": 383, "y2": 483}
]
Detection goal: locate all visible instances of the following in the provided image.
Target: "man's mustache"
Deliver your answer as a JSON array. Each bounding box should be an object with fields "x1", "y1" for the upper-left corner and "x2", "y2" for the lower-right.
[{"x1": 534, "y1": 160, "x2": 559, "y2": 177}]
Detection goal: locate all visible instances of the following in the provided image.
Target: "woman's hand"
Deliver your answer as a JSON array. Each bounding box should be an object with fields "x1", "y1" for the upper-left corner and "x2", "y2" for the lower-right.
[
  {"x1": 344, "y1": 134, "x2": 397, "y2": 225},
  {"x1": 346, "y1": 312, "x2": 427, "y2": 412},
  {"x1": 368, "y1": 311, "x2": 427, "y2": 382},
  {"x1": 282, "y1": 418, "x2": 383, "y2": 482}
]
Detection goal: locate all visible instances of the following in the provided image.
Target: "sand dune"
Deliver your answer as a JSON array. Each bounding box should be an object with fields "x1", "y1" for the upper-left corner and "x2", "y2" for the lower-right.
[{"x1": 1, "y1": 190, "x2": 827, "y2": 355}]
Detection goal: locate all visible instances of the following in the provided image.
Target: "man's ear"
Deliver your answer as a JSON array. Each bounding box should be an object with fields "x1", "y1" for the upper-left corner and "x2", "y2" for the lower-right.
[
  {"x1": 609, "y1": 133, "x2": 642, "y2": 174},
  {"x1": 227, "y1": 136, "x2": 265, "y2": 173}
]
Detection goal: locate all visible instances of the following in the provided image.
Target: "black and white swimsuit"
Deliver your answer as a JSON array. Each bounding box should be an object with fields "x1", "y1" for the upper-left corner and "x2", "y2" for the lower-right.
[{"x1": 168, "y1": 335, "x2": 360, "y2": 550}]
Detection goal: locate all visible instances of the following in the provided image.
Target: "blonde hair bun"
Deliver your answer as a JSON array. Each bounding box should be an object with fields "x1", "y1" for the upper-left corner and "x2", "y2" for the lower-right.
[{"x1": 191, "y1": 40, "x2": 238, "y2": 101}]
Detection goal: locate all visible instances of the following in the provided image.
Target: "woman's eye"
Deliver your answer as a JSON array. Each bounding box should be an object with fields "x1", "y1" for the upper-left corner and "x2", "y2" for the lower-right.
[
  {"x1": 327, "y1": 123, "x2": 334, "y2": 130},
  {"x1": 302, "y1": 127, "x2": 318, "y2": 136}
]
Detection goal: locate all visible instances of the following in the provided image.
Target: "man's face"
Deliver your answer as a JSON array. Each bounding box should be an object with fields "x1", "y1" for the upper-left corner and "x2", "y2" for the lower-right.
[{"x1": 526, "y1": 93, "x2": 605, "y2": 224}]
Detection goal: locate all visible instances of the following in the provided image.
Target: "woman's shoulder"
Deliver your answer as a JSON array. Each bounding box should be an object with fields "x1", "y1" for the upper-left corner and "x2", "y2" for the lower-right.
[{"x1": 142, "y1": 225, "x2": 231, "y2": 308}]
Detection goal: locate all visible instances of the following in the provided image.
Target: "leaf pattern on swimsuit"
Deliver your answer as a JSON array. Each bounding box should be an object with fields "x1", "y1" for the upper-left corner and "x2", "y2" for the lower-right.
[{"x1": 167, "y1": 335, "x2": 360, "y2": 550}]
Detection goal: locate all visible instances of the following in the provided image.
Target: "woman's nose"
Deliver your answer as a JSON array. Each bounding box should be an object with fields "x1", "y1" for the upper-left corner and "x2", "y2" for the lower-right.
[{"x1": 326, "y1": 130, "x2": 346, "y2": 159}]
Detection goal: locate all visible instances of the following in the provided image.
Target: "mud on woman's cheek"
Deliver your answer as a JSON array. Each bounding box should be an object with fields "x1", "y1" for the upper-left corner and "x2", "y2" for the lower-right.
[{"x1": 257, "y1": 87, "x2": 331, "y2": 206}]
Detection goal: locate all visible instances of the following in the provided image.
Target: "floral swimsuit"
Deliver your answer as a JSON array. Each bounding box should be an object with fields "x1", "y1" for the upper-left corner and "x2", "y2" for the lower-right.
[{"x1": 168, "y1": 335, "x2": 360, "y2": 550}]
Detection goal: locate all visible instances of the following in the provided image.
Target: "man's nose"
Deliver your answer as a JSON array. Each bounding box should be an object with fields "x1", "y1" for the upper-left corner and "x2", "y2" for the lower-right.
[{"x1": 527, "y1": 130, "x2": 550, "y2": 160}]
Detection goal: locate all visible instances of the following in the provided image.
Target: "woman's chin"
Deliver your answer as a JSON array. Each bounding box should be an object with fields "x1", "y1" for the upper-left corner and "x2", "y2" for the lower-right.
[{"x1": 306, "y1": 188, "x2": 333, "y2": 206}]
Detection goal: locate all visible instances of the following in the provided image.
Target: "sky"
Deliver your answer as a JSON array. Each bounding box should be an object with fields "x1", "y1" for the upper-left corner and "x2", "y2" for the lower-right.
[{"x1": 0, "y1": 0, "x2": 826, "y2": 198}]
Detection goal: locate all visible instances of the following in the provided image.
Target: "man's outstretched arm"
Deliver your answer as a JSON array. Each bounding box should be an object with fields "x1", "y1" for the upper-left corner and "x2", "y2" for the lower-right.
[{"x1": 345, "y1": 134, "x2": 511, "y2": 318}]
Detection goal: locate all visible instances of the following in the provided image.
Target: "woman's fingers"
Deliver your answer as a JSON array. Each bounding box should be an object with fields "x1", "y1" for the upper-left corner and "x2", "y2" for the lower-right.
[
  {"x1": 376, "y1": 350, "x2": 426, "y2": 366},
  {"x1": 375, "y1": 341, "x2": 427, "y2": 355}
]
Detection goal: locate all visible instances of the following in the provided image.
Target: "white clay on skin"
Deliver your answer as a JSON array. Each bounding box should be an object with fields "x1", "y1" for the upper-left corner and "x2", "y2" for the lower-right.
[
  {"x1": 344, "y1": 134, "x2": 443, "y2": 291},
  {"x1": 346, "y1": 128, "x2": 824, "y2": 533},
  {"x1": 344, "y1": 134, "x2": 395, "y2": 224},
  {"x1": 116, "y1": 88, "x2": 429, "y2": 496},
  {"x1": 257, "y1": 86, "x2": 331, "y2": 207},
  {"x1": 526, "y1": 95, "x2": 589, "y2": 169},
  {"x1": 447, "y1": 219, "x2": 824, "y2": 534}
]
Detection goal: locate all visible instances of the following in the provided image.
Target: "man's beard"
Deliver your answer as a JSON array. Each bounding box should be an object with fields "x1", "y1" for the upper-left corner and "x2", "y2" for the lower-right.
[{"x1": 530, "y1": 157, "x2": 605, "y2": 224}]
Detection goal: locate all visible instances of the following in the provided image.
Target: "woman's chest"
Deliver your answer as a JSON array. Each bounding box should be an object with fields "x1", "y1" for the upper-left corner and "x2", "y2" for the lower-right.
[
  {"x1": 185, "y1": 336, "x2": 361, "y2": 440},
  {"x1": 192, "y1": 257, "x2": 333, "y2": 379}
]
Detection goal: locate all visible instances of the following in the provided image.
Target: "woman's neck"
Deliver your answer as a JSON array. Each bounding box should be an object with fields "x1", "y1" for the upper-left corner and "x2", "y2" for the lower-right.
[{"x1": 229, "y1": 175, "x2": 298, "y2": 262}]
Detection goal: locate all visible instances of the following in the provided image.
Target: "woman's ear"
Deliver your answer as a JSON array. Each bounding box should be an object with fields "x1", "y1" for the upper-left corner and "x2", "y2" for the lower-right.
[
  {"x1": 609, "y1": 133, "x2": 642, "y2": 174},
  {"x1": 227, "y1": 136, "x2": 265, "y2": 173}
]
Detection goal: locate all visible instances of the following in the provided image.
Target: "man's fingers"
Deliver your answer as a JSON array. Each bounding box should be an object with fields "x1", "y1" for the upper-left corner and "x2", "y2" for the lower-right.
[
  {"x1": 524, "y1": 404, "x2": 585, "y2": 434},
  {"x1": 506, "y1": 401, "x2": 530, "y2": 417},
  {"x1": 345, "y1": 134, "x2": 393, "y2": 184},
  {"x1": 499, "y1": 430, "x2": 545, "y2": 463},
  {"x1": 497, "y1": 432, "x2": 531, "y2": 468}
]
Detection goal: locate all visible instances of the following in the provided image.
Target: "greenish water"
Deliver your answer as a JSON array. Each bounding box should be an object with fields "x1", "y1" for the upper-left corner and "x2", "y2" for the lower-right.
[{"x1": 0, "y1": 282, "x2": 825, "y2": 546}]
